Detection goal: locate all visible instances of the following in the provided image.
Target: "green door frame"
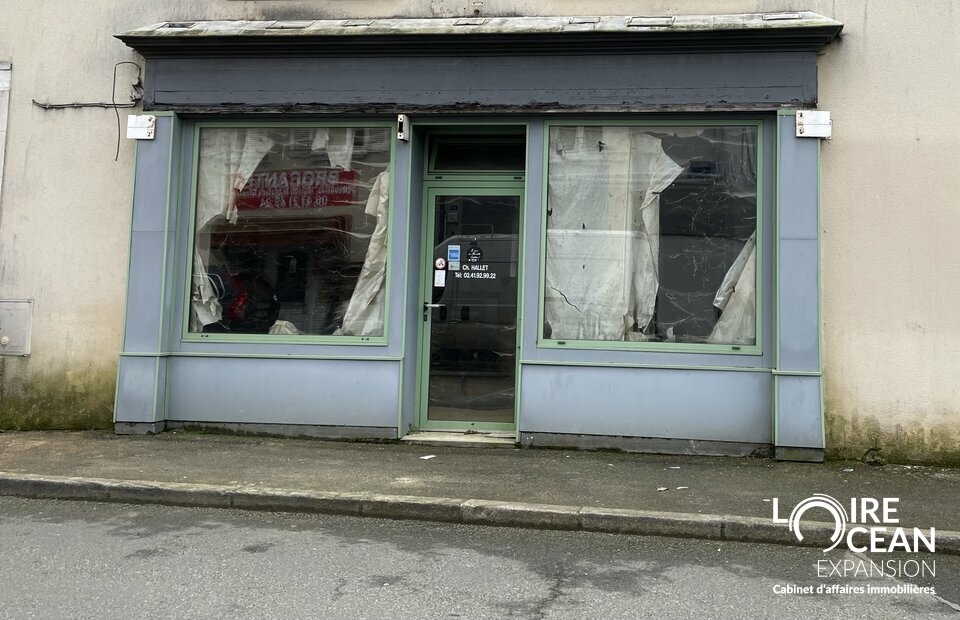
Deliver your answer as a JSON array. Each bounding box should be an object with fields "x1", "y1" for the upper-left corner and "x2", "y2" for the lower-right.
[{"x1": 414, "y1": 182, "x2": 525, "y2": 432}]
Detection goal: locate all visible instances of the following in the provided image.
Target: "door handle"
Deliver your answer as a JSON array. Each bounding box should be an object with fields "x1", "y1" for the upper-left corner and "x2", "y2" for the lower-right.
[{"x1": 423, "y1": 303, "x2": 445, "y2": 309}]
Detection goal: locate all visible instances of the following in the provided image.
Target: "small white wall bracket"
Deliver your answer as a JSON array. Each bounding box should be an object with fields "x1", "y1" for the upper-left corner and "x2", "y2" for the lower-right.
[
  {"x1": 796, "y1": 110, "x2": 831, "y2": 139},
  {"x1": 126, "y1": 114, "x2": 156, "y2": 140},
  {"x1": 397, "y1": 113, "x2": 410, "y2": 142}
]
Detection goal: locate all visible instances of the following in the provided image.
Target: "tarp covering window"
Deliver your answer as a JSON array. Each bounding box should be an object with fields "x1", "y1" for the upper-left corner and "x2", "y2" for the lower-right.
[
  {"x1": 545, "y1": 127, "x2": 683, "y2": 341},
  {"x1": 189, "y1": 126, "x2": 391, "y2": 337},
  {"x1": 191, "y1": 128, "x2": 275, "y2": 332},
  {"x1": 707, "y1": 230, "x2": 756, "y2": 345},
  {"x1": 544, "y1": 125, "x2": 758, "y2": 346},
  {"x1": 335, "y1": 170, "x2": 389, "y2": 336}
]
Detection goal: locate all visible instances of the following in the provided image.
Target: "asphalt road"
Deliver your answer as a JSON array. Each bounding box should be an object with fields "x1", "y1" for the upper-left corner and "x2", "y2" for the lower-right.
[{"x1": 0, "y1": 497, "x2": 957, "y2": 619}]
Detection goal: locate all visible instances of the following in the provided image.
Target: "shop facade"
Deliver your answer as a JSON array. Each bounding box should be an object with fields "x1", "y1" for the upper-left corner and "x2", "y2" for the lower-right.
[{"x1": 113, "y1": 14, "x2": 841, "y2": 460}]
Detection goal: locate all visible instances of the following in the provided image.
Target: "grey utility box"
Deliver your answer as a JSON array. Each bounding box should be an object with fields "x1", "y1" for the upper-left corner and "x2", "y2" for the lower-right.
[{"x1": 0, "y1": 299, "x2": 32, "y2": 356}]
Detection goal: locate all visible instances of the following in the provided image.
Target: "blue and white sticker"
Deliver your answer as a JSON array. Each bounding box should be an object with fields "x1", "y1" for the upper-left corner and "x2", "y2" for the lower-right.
[{"x1": 447, "y1": 244, "x2": 461, "y2": 262}]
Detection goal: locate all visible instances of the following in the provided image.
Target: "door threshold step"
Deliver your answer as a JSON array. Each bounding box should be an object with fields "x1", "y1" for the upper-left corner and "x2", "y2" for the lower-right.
[{"x1": 400, "y1": 431, "x2": 517, "y2": 448}]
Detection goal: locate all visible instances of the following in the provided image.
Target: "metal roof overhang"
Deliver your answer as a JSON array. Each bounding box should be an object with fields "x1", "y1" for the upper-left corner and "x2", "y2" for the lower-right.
[
  {"x1": 117, "y1": 13, "x2": 842, "y2": 58},
  {"x1": 116, "y1": 13, "x2": 842, "y2": 113}
]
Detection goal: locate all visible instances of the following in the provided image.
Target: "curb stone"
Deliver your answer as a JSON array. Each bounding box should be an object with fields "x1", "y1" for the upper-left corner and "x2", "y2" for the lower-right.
[{"x1": 0, "y1": 472, "x2": 956, "y2": 556}]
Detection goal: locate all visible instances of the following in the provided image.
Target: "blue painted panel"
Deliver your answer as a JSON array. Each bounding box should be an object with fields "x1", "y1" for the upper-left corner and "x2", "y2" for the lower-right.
[
  {"x1": 154, "y1": 358, "x2": 168, "y2": 422},
  {"x1": 776, "y1": 375, "x2": 823, "y2": 448},
  {"x1": 168, "y1": 124, "x2": 195, "y2": 351},
  {"x1": 518, "y1": 365, "x2": 771, "y2": 444},
  {"x1": 779, "y1": 239, "x2": 819, "y2": 371},
  {"x1": 115, "y1": 356, "x2": 160, "y2": 423},
  {"x1": 157, "y1": 118, "x2": 180, "y2": 350},
  {"x1": 400, "y1": 130, "x2": 426, "y2": 434},
  {"x1": 123, "y1": 231, "x2": 165, "y2": 352},
  {"x1": 774, "y1": 115, "x2": 823, "y2": 451},
  {"x1": 166, "y1": 357, "x2": 400, "y2": 427},
  {"x1": 521, "y1": 121, "x2": 545, "y2": 357},
  {"x1": 149, "y1": 52, "x2": 817, "y2": 111},
  {"x1": 388, "y1": 137, "x2": 412, "y2": 355},
  {"x1": 131, "y1": 117, "x2": 174, "y2": 233},
  {"x1": 777, "y1": 119, "x2": 819, "y2": 241}
]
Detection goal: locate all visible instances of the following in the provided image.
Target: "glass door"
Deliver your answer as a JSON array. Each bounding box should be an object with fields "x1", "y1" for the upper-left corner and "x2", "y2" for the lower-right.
[{"x1": 418, "y1": 187, "x2": 523, "y2": 430}]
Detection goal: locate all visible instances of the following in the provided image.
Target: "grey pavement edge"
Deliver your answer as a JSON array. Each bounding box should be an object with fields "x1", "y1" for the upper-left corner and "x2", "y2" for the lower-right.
[{"x1": 1, "y1": 472, "x2": 957, "y2": 556}]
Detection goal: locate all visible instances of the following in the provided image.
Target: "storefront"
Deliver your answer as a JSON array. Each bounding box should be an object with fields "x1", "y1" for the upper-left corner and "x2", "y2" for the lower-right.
[{"x1": 114, "y1": 13, "x2": 841, "y2": 460}]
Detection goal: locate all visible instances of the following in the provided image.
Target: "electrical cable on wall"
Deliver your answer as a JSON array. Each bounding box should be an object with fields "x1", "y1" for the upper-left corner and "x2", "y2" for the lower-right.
[{"x1": 32, "y1": 61, "x2": 144, "y2": 161}]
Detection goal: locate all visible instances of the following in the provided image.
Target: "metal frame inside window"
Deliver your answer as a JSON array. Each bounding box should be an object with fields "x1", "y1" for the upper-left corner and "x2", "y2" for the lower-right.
[
  {"x1": 181, "y1": 120, "x2": 397, "y2": 345},
  {"x1": 537, "y1": 119, "x2": 764, "y2": 356}
]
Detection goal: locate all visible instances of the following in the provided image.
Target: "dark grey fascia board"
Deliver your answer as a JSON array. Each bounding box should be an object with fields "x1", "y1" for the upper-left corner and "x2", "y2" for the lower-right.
[{"x1": 116, "y1": 14, "x2": 842, "y2": 58}]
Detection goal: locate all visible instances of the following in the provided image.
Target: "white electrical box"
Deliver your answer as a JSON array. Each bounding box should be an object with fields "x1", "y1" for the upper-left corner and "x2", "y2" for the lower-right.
[
  {"x1": 0, "y1": 299, "x2": 32, "y2": 356},
  {"x1": 126, "y1": 114, "x2": 156, "y2": 140},
  {"x1": 796, "y1": 110, "x2": 832, "y2": 139},
  {"x1": 397, "y1": 114, "x2": 409, "y2": 142}
]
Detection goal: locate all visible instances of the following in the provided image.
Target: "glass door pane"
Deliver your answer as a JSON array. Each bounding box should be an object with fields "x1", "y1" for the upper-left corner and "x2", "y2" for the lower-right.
[{"x1": 425, "y1": 193, "x2": 521, "y2": 424}]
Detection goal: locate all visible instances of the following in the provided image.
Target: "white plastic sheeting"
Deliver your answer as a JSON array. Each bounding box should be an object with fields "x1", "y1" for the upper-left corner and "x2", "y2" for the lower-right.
[
  {"x1": 707, "y1": 231, "x2": 756, "y2": 345},
  {"x1": 544, "y1": 127, "x2": 682, "y2": 340},
  {"x1": 268, "y1": 320, "x2": 302, "y2": 335},
  {"x1": 190, "y1": 128, "x2": 275, "y2": 331},
  {"x1": 546, "y1": 230, "x2": 646, "y2": 340},
  {"x1": 336, "y1": 171, "x2": 389, "y2": 336},
  {"x1": 190, "y1": 127, "x2": 360, "y2": 333},
  {"x1": 311, "y1": 127, "x2": 355, "y2": 170}
]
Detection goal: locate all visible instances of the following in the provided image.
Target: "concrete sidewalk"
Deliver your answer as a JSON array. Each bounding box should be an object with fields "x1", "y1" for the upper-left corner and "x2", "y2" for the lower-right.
[{"x1": 0, "y1": 431, "x2": 957, "y2": 553}]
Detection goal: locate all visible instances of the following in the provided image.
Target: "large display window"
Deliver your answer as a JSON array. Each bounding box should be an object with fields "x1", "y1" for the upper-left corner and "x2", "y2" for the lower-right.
[
  {"x1": 540, "y1": 122, "x2": 761, "y2": 353},
  {"x1": 186, "y1": 123, "x2": 393, "y2": 341}
]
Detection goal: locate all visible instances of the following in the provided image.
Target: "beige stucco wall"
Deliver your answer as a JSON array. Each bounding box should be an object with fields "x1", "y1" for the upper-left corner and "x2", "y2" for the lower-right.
[{"x1": 0, "y1": 1, "x2": 957, "y2": 459}]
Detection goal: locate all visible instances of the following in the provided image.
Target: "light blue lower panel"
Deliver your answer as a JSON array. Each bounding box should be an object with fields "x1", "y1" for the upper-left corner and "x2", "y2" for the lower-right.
[
  {"x1": 778, "y1": 238, "x2": 819, "y2": 372},
  {"x1": 124, "y1": 231, "x2": 166, "y2": 352},
  {"x1": 518, "y1": 365, "x2": 772, "y2": 444},
  {"x1": 167, "y1": 357, "x2": 400, "y2": 428},
  {"x1": 775, "y1": 374, "x2": 824, "y2": 449},
  {"x1": 115, "y1": 356, "x2": 161, "y2": 424}
]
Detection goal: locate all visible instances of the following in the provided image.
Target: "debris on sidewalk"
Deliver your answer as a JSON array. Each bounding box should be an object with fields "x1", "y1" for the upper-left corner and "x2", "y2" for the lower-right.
[
  {"x1": 419, "y1": 455, "x2": 437, "y2": 460},
  {"x1": 657, "y1": 486, "x2": 668, "y2": 492}
]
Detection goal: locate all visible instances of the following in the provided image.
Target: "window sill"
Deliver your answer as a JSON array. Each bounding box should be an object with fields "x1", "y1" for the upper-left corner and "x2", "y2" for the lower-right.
[{"x1": 536, "y1": 338, "x2": 762, "y2": 356}]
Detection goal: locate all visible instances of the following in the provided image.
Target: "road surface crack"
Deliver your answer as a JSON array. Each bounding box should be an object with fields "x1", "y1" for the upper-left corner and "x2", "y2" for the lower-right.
[{"x1": 533, "y1": 568, "x2": 566, "y2": 619}]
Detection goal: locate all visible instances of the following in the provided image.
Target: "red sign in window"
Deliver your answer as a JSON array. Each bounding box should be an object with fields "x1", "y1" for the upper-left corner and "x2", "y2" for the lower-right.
[{"x1": 236, "y1": 168, "x2": 359, "y2": 211}]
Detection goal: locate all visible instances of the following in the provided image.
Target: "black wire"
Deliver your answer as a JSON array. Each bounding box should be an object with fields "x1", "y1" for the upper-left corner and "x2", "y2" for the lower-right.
[
  {"x1": 31, "y1": 100, "x2": 137, "y2": 109},
  {"x1": 30, "y1": 61, "x2": 143, "y2": 161},
  {"x1": 113, "y1": 62, "x2": 143, "y2": 161}
]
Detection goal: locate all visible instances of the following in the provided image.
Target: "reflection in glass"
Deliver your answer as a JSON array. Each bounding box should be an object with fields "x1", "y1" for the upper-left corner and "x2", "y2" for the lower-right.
[
  {"x1": 543, "y1": 125, "x2": 758, "y2": 346},
  {"x1": 189, "y1": 127, "x2": 391, "y2": 336},
  {"x1": 431, "y1": 136, "x2": 526, "y2": 173},
  {"x1": 427, "y1": 195, "x2": 521, "y2": 424}
]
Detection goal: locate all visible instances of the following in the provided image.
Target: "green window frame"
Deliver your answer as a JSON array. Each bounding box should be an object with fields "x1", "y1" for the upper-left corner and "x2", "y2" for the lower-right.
[
  {"x1": 537, "y1": 119, "x2": 764, "y2": 356},
  {"x1": 181, "y1": 120, "x2": 397, "y2": 346}
]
